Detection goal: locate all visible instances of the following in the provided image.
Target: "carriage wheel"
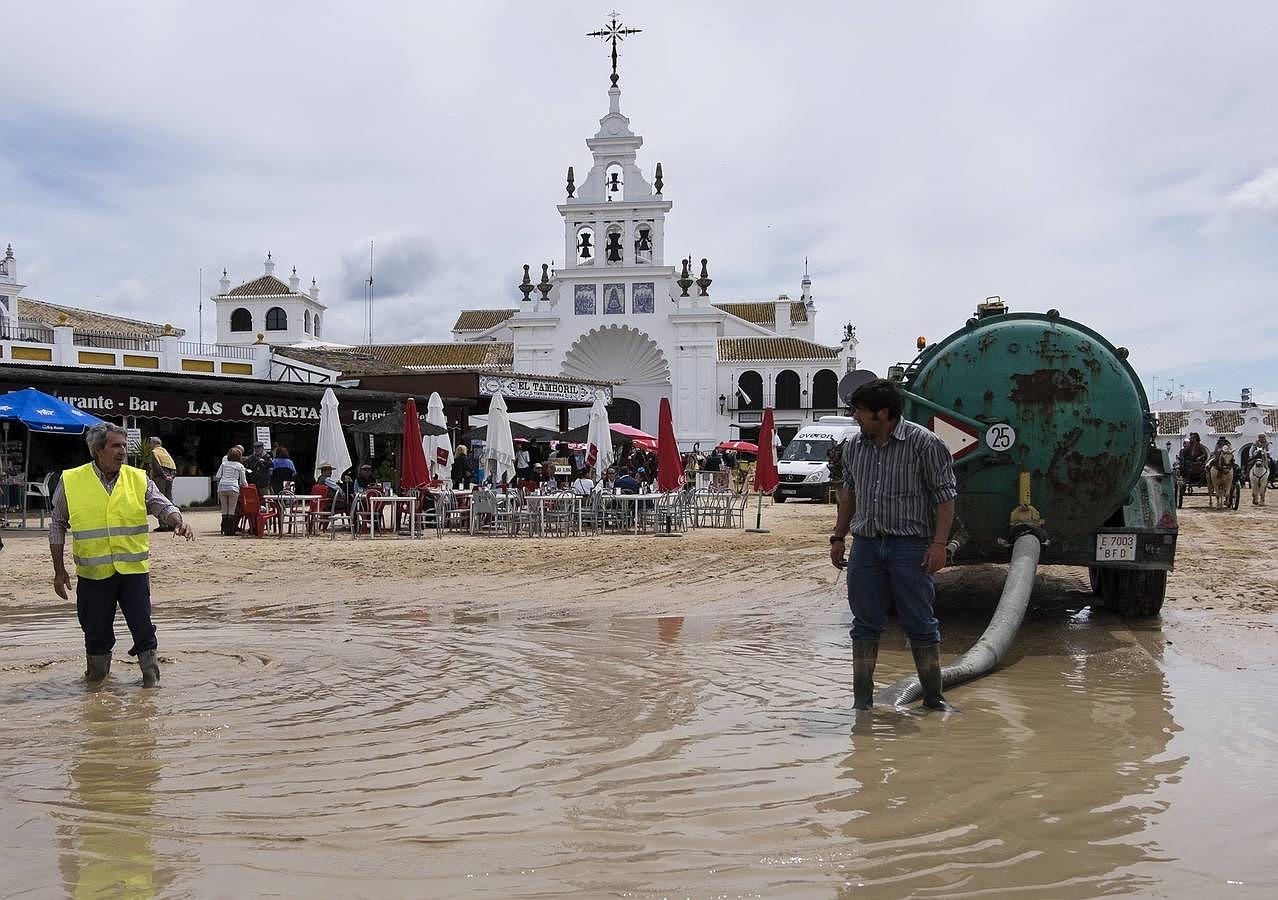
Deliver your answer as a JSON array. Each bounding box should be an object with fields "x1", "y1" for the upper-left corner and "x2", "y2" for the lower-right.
[{"x1": 1229, "y1": 478, "x2": 1241, "y2": 510}]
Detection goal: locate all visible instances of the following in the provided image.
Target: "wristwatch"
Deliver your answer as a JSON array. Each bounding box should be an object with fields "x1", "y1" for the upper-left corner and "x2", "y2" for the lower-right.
[{"x1": 829, "y1": 534, "x2": 846, "y2": 543}]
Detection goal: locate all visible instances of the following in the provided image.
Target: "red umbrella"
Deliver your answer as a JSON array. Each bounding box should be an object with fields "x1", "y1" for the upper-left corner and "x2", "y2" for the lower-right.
[
  {"x1": 717, "y1": 440, "x2": 758, "y2": 454},
  {"x1": 400, "y1": 397, "x2": 431, "y2": 490},
  {"x1": 753, "y1": 407, "x2": 779, "y2": 494},
  {"x1": 610, "y1": 423, "x2": 656, "y2": 440},
  {"x1": 656, "y1": 397, "x2": 683, "y2": 493}
]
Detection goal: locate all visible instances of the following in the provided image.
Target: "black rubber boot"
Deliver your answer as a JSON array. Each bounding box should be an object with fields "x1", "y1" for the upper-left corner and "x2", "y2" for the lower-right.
[
  {"x1": 912, "y1": 643, "x2": 956, "y2": 712},
  {"x1": 853, "y1": 639, "x2": 879, "y2": 710},
  {"x1": 138, "y1": 650, "x2": 160, "y2": 688},
  {"x1": 84, "y1": 653, "x2": 111, "y2": 682}
]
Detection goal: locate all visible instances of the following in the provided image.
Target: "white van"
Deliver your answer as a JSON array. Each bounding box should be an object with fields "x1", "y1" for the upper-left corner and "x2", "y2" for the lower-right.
[{"x1": 774, "y1": 415, "x2": 860, "y2": 502}]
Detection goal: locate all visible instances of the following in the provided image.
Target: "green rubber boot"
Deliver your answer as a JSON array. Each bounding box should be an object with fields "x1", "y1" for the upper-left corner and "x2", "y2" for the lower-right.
[
  {"x1": 84, "y1": 653, "x2": 111, "y2": 683},
  {"x1": 912, "y1": 643, "x2": 956, "y2": 712},
  {"x1": 853, "y1": 639, "x2": 879, "y2": 710},
  {"x1": 138, "y1": 650, "x2": 160, "y2": 688}
]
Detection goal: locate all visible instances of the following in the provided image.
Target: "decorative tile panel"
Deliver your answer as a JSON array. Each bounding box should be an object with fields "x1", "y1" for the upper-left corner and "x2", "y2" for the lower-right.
[
  {"x1": 633, "y1": 282, "x2": 655, "y2": 313},
  {"x1": 574, "y1": 284, "x2": 596, "y2": 315},
  {"x1": 603, "y1": 283, "x2": 626, "y2": 315}
]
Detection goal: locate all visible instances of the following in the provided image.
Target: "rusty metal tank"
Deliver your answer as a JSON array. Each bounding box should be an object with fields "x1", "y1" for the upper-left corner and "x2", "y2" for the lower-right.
[{"x1": 899, "y1": 307, "x2": 1152, "y2": 555}]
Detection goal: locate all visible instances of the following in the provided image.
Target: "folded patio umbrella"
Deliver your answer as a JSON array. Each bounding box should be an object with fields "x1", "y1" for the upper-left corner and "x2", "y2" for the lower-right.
[
  {"x1": 585, "y1": 394, "x2": 615, "y2": 477},
  {"x1": 656, "y1": 397, "x2": 683, "y2": 493},
  {"x1": 314, "y1": 387, "x2": 353, "y2": 479},
  {"x1": 485, "y1": 391, "x2": 517, "y2": 485},
  {"x1": 400, "y1": 397, "x2": 431, "y2": 490},
  {"x1": 423, "y1": 391, "x2": 453, "y2": 482}
]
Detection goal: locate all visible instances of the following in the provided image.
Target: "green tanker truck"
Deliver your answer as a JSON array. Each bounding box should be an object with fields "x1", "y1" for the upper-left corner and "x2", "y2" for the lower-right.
[{"x1": 887, "y1": 299, "x2": 1177, "y2": 617}]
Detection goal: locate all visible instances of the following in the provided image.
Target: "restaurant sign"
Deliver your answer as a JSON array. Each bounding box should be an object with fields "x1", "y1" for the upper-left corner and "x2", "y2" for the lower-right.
[
  {"x1": 478, "y1": 375, "x2": 609, "y2": 405},
  {"x1": 10, "y1": 385, "x2": 392, "y2": 425}
]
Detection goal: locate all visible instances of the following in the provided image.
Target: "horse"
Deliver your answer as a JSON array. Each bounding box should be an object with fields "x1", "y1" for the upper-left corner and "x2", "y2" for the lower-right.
[
  {"x1": 1206, "y1": 446, "x2": 1235, "y2": 509},
  {"x1": 1249, "y1": 455, "x2": 1270, "y2": 506}
]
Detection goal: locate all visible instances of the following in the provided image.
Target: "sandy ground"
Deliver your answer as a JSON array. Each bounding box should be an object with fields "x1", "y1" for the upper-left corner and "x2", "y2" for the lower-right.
[{"x1": 2, "y1": 495, "x2": 1274, "y2": 669}]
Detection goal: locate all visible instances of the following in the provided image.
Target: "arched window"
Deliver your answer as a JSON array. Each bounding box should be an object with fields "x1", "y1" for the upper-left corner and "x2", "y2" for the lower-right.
[
  {"x1": 304, "y1": 310, "x2": 311, "y2": 333},
  {"x1": 605, "y1": 163, "x2": 624, "y2": 201},
  {"x1": 775, "y1": 370, "x2": 801, "y2": 409},
  {"x1": 230, "y1": 308, "x2": 253, "y2": 332},
  {"x1": 576, "y1": 226, "x2": 595, "y2": 266},
  {"x1": 633, "y1": 223, "x2": 652, "y2": 263},
  {"x1": 610, "y1": 397, "x2": 642, "y2": 430},
  {"x1": 812, "y1": 369, "x2": 839, "y2": 408},
  {"x1": 604, "y1": 224, "x2": 624, "y2": 266},
  {"x1": 313, "y1": 314, "x2": 322, "y2": 339},
  {"x1": 738, "y1": 371, "x2": 763, "y2": 411},
  {"x1": 265, "y1": 307, "x2": 288, "y2": 331}
]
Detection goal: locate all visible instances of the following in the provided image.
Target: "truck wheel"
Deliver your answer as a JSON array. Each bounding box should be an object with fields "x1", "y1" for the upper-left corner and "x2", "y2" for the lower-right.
[
  {"x1": 772, "y1": 491, "x2": 786, "y2": 503},
  {"x1": 1099, "y1": 569, "x2": 1166, "y2": 617},
  {"x1": 1087, "y1": 566, "x2": 1104, "y2": 596}
]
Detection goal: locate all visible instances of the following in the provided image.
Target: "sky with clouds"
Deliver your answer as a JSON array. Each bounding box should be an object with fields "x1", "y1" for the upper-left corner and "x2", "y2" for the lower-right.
[{"x1": 4, "y1": 1, "x2": 1277, "y2": 403}]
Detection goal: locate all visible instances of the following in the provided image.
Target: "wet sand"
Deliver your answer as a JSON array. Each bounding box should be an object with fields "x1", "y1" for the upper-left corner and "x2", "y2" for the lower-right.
[{"x1": 1, "y1": 499, "x2": 1276, "y2": 897}]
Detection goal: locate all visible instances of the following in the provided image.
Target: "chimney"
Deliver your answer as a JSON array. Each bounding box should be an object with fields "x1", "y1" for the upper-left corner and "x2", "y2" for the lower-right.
[
  {"x1": 289, "y1": 266, "x2": 300, "y2": 292},
  {"x1": 774, "y1": 294, "x2": 791, "y2": 336},
  {"x1": 264, "y1": 251, "x2": 275, "y2": 276},
  {"x1": 310, "y1": 278, "x2": 320, "y2": 302}
]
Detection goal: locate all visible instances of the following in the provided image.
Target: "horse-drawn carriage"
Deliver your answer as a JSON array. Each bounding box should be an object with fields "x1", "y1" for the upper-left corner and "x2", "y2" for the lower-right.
[{"x1": 1173, "y1": 445, "x2": 1240, "y2": 509}]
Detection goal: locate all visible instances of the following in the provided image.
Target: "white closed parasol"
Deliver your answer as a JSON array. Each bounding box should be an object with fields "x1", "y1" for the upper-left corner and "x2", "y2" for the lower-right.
[
  {"x1": 422, "y1": 391, "x2": 453, "y2": 483},
  {"x1": 314, "y1": 387, "x2": 352, "y2": 479},
  {"x1": 484, "y1": 391, "x2": 516, "y2": 485},
  {"x1": 585, "y1": 392, "x2": 615, "y2": 478}
]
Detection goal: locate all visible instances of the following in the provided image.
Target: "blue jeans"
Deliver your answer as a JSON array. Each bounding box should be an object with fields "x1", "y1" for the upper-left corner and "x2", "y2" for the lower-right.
[
  {"x1": 76, "y1": 572, "x2": 156, "y2": 656},
  {"x1": 848, "y1": 535, "x2": 941, "y2": 645}
]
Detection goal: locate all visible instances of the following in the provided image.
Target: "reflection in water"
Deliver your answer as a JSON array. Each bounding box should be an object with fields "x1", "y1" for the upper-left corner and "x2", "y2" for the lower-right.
[
  {"x1": 6, "y1": 594, "x2": 1274, "y2": 898},
  {"x1": 58, "y1": 692, "x2": 162, "y2": 899}
]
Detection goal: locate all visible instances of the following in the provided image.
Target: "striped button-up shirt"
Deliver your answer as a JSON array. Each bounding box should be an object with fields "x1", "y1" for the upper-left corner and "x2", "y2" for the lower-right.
[
  {"x1": 49, "y1": 463, "x2": 181, "y2": 546},
  {"x1": 842, "y1": 418, "x2": 958, "y2": 539}
]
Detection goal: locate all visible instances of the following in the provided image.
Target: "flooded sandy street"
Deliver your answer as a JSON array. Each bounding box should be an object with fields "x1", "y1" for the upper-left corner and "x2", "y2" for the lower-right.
[{"x1": 2, "y1": 503, "x2": 1276, "y2": 897}]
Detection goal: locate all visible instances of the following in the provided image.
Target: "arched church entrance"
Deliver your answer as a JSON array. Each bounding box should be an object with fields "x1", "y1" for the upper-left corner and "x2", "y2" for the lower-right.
[{"x1": 610, "y1": 397, "x2": 642, "y2": 430}]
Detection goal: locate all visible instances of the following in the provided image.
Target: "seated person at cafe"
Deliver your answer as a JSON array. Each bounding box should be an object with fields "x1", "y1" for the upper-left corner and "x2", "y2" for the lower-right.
[
  {"x1": 316, "y1": 463, "x2": 344, "y2": 502},
  {"x1": 569, "y1": 469, "x2": 595, "y2": 495},
  {"x1": 615, "y1": 468, "x2": 642, "y2": 494},
  {"x1": 354, "y1": 463, "x2": 378, "y2": 490}
]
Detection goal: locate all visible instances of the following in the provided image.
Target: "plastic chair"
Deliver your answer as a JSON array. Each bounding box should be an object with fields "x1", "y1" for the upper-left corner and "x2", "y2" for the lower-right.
[
  {"x1": 237, "y1": 484, "x2": 278, "y2": 538},
  {"x1": 24, "y1": 471, "x2": 56, "y2": 527}
]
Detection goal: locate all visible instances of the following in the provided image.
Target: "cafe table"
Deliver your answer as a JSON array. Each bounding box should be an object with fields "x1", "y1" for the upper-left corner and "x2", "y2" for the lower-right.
[
  {"x1": 365, "y1": 494, "x2": 417, "y2": 538},
  {"x1": 262, "y1": 494, "x2": 322, "y2": 537}
]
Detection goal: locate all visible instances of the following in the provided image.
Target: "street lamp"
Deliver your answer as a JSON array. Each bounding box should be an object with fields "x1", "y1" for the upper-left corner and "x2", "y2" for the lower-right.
[{"x1": 718, "y1": 394, "x2": 726, "y2": 414}]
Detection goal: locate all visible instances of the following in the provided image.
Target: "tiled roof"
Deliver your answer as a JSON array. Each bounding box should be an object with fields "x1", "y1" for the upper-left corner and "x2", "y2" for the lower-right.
[
  {"x1": 713, "y1": 301, "x2": 808, "y2": 325},
  {"x1": 1206, "y1": 410, "x2": 1244, "y2": 431},
  {"x1": 351, "y1": 342, "x2": 514, "y2": 369},
  {"x1": 453, "y1": 309, "x2": 517, "y2": 331},
  {"x1": 271, "y1": 346, "x2": 408, "y2": 377},
  {"x1": 718, "y1": 337, "x2": 840, "y2": 362},
  {"x1": 1156, "y1": 412, "x2": 1187, "y2": 435},
  {"x1": 225, "y1": 275, "x2": 295, "y2": 298},
  {"x1": 16, "y1": 297, "x2": 183, "y2": 336}
]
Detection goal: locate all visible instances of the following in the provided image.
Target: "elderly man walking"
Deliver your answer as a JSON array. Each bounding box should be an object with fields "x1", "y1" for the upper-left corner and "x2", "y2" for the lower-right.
[
  {"x1": 50, "y1": 423, "x2": 194, "y2": 688},
  {"x1": 147, "y1": 436, "x2": 178, "y2": 531}
]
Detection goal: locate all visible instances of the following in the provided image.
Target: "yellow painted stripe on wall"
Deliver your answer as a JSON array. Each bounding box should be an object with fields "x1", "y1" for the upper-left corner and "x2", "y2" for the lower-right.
[
  {"x1": 123, "y1": 354, "x2": 160, "y2": 369},
  {"x1": 12, "y1": 346, "x2": 54, "y2": 361},
  {"x1": 181, "y1": 358, "x2": 215, "y2": 372},
  {"x1": 78, "y1": 351, "x2": 115, "y2": 365}
]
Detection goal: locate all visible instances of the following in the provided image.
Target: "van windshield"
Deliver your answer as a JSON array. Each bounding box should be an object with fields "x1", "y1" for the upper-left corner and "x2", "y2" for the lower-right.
[{"x1": 782, "y1": 439, "x2": 834, "y2": 462}]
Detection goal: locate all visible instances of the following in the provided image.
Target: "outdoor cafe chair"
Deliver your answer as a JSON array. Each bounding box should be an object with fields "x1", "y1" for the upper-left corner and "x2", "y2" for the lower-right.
[
  {"x1": 352, "y1": 487, "x2": 386, "y2": 536},
  {"x1": 237, "y1": 484, "x2": 278, "y2": 538},
  {"x1": 313, "y1": 486, "x2": 354, "y2": 539},
  {"x1": 643, "y1": 491, "x2": 689, "y2": 535}
]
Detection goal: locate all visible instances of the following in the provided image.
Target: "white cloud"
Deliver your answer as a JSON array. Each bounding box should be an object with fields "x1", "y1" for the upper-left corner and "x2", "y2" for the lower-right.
[{"x1": 1227, "y1": 167, "x2": 1278, "y2": 213}]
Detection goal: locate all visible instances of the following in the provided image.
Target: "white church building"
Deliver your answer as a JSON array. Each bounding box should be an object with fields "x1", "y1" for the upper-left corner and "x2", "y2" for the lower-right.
[{"x1": 208, "y1": 19, "x2": 858, "y2": 447}]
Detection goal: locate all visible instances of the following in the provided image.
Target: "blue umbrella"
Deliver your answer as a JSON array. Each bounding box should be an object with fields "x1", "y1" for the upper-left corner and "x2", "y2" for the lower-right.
[
  {"x1": 0, "y1": 388, "x2": 105, "y2": 526},
  {"x1": 0, "y1": 387, "x2": 105, "y2": 433}
]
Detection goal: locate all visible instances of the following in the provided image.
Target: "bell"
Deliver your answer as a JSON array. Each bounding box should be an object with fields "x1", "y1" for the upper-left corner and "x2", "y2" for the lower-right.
[
  {"x1": 606, "y1": 232, "x2": 623, "y2": 262},
  {"x1": 578, "y1": 232, "x2": 593, "y2": 260},
  {"x1": 636, "y1": 230, "x2": 652, "y2": 253},
  {"x1": 608, "y1": 171, "x2": 622, "y2": 193}
]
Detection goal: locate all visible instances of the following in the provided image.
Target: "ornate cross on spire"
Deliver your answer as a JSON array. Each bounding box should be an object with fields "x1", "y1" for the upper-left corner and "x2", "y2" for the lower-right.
[{"x1": 587, "y1": 11, "x2": 642, "y2": 87}]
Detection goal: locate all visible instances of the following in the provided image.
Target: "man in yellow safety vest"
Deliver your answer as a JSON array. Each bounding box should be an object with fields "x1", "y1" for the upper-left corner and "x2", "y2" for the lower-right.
[{"x1": 50, "y1": 423, "x2": 195, "y2": 687}]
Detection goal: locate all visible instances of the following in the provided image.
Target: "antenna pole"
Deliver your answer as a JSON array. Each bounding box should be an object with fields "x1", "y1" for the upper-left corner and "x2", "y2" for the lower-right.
[
  {"x1": 366, "y1": 240, "x2": 374, "y2": 344},
  {"x1": 198, "y1": 267, "x2": 203, "y2": 346}
]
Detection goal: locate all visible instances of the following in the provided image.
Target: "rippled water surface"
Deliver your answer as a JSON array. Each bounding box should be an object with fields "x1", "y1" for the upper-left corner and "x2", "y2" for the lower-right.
[{"x1": 3, "y1": 591, "x2": 1277, "y2": 898}]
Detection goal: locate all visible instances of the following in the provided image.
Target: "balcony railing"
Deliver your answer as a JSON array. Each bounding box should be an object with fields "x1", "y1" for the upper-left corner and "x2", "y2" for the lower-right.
[
  {"x1": 72, "y1": 329, "x2": 161, "y2": 351},
  {"x1": 176, "y1": 340, "x2": 256, "y2": 360},
  {"x1": 0, "y1": 319, "x2": 54, "y2": 343}
]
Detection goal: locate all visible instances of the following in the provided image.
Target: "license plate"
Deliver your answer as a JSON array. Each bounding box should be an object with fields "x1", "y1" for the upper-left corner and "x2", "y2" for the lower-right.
[
  {"x1": 780, "y1": 488, "x2": 796, "y2": 495},
  {"x1": 1096, "y1": 533, "x2": 1137, "y2": 562}
]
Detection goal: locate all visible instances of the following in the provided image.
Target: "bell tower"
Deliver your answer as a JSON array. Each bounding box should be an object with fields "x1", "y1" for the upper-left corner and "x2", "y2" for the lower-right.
[{"x1": 553, "y1": 13, "x2": 673, "y2": 321}]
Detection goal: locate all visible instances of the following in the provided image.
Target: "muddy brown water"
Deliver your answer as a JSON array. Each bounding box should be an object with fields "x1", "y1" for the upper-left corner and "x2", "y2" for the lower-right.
[{"x1": 2, "y1": 577, "x2": 1276, "y2": 898}]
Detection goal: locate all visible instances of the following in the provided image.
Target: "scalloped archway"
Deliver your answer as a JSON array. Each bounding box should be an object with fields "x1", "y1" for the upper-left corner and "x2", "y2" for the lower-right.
[{"x1": 561, "y1": 324, "x2": 670, "y2": 386}]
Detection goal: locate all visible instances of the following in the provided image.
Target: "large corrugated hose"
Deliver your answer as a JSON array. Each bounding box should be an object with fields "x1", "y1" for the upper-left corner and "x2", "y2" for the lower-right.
[{"x1": 876, "y1": 532, "x2": 1043, "y2": 706}]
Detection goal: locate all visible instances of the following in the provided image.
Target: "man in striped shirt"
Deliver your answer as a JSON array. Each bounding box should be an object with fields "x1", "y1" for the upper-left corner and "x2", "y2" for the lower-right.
[{"x1": 830, "y1": 378, "x2": 958, "y2": 712}]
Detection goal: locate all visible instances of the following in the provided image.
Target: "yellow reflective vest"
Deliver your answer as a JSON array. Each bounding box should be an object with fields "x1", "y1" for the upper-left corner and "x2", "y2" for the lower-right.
[{"x1": 63, "y1": 463, "x2": 151, "y2": 580}]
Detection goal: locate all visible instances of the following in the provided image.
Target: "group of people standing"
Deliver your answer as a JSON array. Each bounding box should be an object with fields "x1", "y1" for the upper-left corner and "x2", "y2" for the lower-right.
[{"x1": 211, "y1": 443, "x2": 298, "y2": 536}]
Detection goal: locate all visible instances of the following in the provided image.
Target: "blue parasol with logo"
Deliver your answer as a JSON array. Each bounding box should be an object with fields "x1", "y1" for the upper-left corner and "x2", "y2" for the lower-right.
[{"x1": 0, "y1": 388, "x2": 105, "y2": 527}]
